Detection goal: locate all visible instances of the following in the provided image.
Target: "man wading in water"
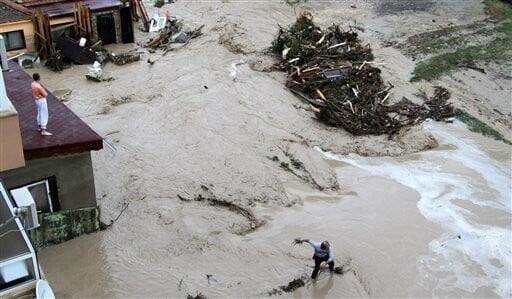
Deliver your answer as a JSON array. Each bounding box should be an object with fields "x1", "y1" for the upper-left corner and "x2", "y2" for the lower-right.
[{"x1": 297, "y1": 238, "x2": 334, "y2": 279}]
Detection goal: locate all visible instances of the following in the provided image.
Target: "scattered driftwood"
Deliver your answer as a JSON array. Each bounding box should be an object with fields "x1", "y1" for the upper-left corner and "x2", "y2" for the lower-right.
[
  {"x1": 272, "y1": 12, "x2": 455, "y2": 136},
  {"x1": 178, "y1": 188, "x2": 264, "y2": 235},
  {"x1": 99, "y1": 202, "x2": 130, "y2": 229}
]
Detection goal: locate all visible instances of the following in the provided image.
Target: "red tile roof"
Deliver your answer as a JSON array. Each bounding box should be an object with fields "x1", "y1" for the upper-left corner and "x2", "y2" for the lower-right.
[{"x1": 4, "y1": 60, "x2": 103, "y2": 160}]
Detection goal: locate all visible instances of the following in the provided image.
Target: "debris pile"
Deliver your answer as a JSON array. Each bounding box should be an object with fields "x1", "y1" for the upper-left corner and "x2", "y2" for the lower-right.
[
  {"x1": 143, "y1": 16, "x2": 204, "y2": 53},
  {"x1": 143, "y1": 17, "x2": 204, "y2": 53},
  {"x1": 108, "y1": 50, "x2": 141, "y2": 65},
  {"x1": 45, "y1": 51, "x2": 68, "y2": 72},
  {"x1": 85, "y1": 61, "x2": 114, "y2": 82},
  {"x1": 272, "y1": 12, "x2": 455, "y2": 136},
  {"x1": 177, "y1": 184, "x2": 264, "y2": 235}
]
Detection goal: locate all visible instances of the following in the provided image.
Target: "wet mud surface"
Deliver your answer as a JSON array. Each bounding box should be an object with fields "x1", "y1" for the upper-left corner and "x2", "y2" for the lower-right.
[
  {"x1": 34, "y1": 0, "x2": 511, "y2": 298},
  {"x1": 376, "y1": 0, "x2": 435, "y2": 15}
]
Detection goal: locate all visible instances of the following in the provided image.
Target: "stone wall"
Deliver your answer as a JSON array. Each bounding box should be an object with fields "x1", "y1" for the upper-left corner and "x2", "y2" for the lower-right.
[{"x1": 91, "y1": 10, "x2": 122, "y2": 44}]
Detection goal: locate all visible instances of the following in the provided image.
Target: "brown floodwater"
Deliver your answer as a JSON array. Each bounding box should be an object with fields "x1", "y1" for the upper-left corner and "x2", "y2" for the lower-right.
[
  {"x1": 37, "y1": 122, "x2": 511, "y2": 298},
  {"x1": 32, "y1": 0, "x2": 510, "y2": 298}
]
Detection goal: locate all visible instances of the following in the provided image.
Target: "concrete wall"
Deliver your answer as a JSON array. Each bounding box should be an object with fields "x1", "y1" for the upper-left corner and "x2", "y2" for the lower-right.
[
  {"x1": 0, "y1": 19, "x2": 36, "y2": 55},
  {"x1": 0, "y1": 152, "x2": 97, "y2": 210},
  {"x1": 0, "y1": 111, "x2": 25, "y2": 172}
]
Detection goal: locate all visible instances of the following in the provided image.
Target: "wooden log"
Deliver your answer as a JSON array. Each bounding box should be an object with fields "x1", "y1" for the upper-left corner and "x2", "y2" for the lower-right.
[
  {"x1": 315, "y1": 89, "x2": 326, "y2": 101},
  {"x1": 328, "y1": 42, "x2": 346, "y2": 49}
]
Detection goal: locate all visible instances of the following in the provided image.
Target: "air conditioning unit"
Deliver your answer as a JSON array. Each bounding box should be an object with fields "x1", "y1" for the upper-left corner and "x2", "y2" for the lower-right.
[{"x1": 10, "y1": 188, "x2": 40, "y2": 230}]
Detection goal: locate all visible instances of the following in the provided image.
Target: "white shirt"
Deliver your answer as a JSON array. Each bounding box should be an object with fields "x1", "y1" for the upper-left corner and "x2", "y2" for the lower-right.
[{"x1": 308, "y1": 240, "x2": 334, "y2": 262}]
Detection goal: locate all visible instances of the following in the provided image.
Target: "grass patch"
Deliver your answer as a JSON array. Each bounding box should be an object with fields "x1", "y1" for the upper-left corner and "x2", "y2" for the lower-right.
[
  {"x1": 411, "y1": 47, "x2": 485, "y2": 81},
  {"x1": 400, "y1": 25, "x2": 469, "y2": 57},
  {"x1": 410, "y1": 0, "x2": 512, "y2": 81},
  {"x1": 485, "y1": 0, "x2": 512, "y2": 21},
  {"x1": 455, "y1": 108, "x2": 511, "y2": 144}
]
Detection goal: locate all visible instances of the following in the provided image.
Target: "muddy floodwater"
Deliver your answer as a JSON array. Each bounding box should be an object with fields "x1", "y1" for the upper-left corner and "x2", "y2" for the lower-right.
[
  {"x1": 33, "y1": 0, "x2": 511, "y2": 298},
  {"x1": 37, "y1": 122, "x2": 511, "y2": 298}
]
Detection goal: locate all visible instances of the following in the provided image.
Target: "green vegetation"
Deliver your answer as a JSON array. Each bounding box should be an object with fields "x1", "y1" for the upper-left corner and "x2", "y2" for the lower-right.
[
  {"x1": 485, "y1": 0, "x2": 512, "y2": 21},
  {"x1": 401, "y1": 26, "x2": 464, "y2": 56},
  {"x1": 284, "y1": 152, "x2": 304, "y2": 169},
  {"x1": 412, "y1": 47, "x2": 483, "y2": 81},
  {"x1": 455, "y1": 108, "x2": 511, "y2": 144},
  {"x1": 410, "y1": 0, "x2": 512, "y2": 81},
  {"x1": 268, "y1": 148, "x2": 323, "y2": 190}
]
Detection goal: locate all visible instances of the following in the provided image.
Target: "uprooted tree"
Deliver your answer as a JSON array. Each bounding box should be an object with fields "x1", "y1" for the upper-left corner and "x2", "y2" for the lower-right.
[{"x1": 271, "y1": 12, "x2": 455, "y2": 136}]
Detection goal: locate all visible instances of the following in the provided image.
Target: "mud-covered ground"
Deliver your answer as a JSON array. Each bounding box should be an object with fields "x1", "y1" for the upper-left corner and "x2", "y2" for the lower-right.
[{"x1": 34, "y1": 1, "x2": 511, "y2": 298}]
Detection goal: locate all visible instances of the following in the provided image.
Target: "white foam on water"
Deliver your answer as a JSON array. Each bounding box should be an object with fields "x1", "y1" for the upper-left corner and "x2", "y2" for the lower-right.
[{"x1": 316, "y1": 122, "x2": 512, "y2": 297}]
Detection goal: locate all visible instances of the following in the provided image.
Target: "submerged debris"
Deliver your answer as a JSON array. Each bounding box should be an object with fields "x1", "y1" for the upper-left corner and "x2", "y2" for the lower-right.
[
  {"x1": 271, "y1": 12, "x2": 455, "y2": 136},
  {"x1": 292, "y1": 237, "x2": 302, "y2": 245},
  {"x1": 177, "y1": 189, "x2": 264, "y2": 235},
  {"x1": 109, "y1": 50, "x2": 141, "y2": 65},
  {"x1": 187, "y1": 292, "x2": 207, "y2": 299},
  {"x1": 45, "y1": 50, "x2": 69, "y2": 72},
  {"x1": 268, "y1": 277, "x2": 306, "y2": 296},
  {"x1": 143, "y1": 16, "x2": 204, "y2": 53},
  {"x1": 85, "y1": 62, "x2": 114, "y2": 82}
]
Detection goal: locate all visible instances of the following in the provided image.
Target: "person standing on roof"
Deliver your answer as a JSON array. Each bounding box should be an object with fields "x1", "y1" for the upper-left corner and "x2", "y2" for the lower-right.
[
  {"x1": 31, "y1": 73, "x2": 52, "y2": 136},
  {"x1": 298, "y1": 238, "x2": 334, "y2": 279}
]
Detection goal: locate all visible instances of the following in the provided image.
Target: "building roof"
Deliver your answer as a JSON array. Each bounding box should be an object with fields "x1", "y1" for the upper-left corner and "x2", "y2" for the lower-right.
[
  {"x1": 17, "y1": 0, "x2": 122, "y2": 17},
  {"x1": 4, "y1": 60, "x2": 103, "y2": 160},
  {"x1": 0, "y1": 0, "x2": 31, "y2": 23}
]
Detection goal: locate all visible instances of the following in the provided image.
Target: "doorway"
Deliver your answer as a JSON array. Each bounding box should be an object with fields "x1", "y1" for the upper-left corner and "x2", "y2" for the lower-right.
[
  {"x1": 97, "y1": 13, "x2": 116, "y2": 45},
  {"x1": 120, "y1": 7, "x2": 134, "y2": 43}
]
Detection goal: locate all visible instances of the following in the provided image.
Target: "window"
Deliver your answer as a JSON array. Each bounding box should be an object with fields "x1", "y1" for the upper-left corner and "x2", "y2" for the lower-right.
[
  {"x1": 0, "y1": 31, "x2": 26, "y2": 51},
  {"x1": 10, "y1": 178, "x2": 59, "y2": 214}
]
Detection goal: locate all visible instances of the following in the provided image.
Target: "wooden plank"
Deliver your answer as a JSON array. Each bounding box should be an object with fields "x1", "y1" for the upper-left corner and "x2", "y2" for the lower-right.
[
  {"x1": 34, "y1": 31, "x2": 47, "y2": 41},
  {"x1": 50, "y1": 22, "x2": 76, "y2": 32},
  {"x1": 85, "y1": 7, "x2": 92, "y2": 38},
  {"x1": 73, "y1": 3, "x2": 78, "y2": 34}
]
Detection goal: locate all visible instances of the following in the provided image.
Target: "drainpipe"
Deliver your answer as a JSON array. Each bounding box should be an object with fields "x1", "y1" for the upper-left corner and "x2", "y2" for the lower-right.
[
  {"x1": 0, "y1": 35, "x2": 8, "y2": 71},
  {"x1": 0, "y1": 36, "x2": 9, "y2": 112}
]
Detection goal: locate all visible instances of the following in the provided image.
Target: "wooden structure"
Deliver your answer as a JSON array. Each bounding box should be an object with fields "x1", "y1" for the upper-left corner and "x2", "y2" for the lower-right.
[
  {"x1": 131, "y1": 0, "x2": 149, "y2": 31},
  {"x1": 32, "y1": 9, "x2": 53, "y2": 59},
  {"x1": 20, "y1": 0, "x2": 141, "y2": 59},
  {"x1": 73, "y1": 2, "x2": 92, "y2": 40}
]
